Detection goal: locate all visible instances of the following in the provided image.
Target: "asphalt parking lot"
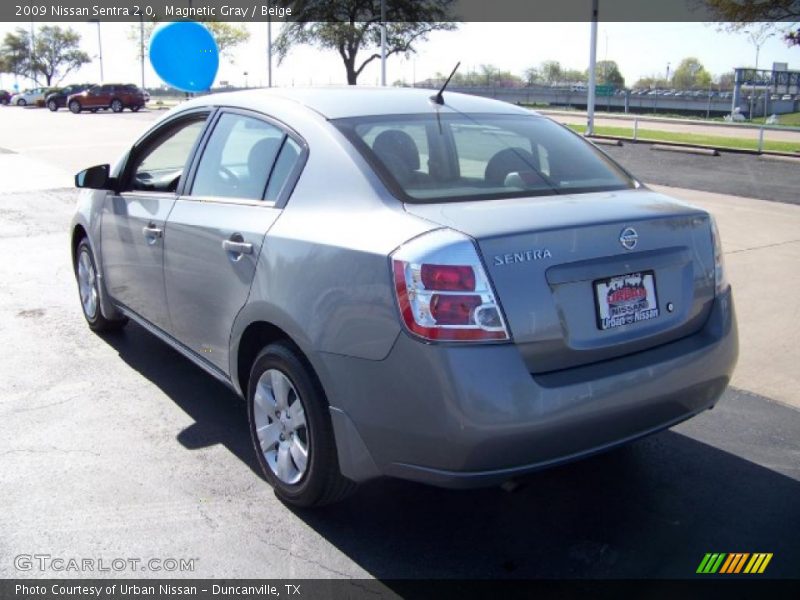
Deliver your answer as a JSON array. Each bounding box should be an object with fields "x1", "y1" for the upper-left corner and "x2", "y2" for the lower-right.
[{"x1": 1, "y1": 105, "x2": 798, "y2": 582}]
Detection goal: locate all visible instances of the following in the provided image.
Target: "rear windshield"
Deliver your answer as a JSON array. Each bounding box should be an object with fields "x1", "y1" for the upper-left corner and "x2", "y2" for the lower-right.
[{"x1": 335, "y1": 113, "x2": 635, "y2": 202}]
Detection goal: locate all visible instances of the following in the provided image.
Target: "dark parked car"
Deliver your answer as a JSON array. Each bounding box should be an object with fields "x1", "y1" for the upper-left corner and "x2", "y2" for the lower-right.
[
  {"x1": 67, "y1": 83, "x2": 145, "y2": 114},
  {"x1": 0, "y1": 90, "x2": 11, "y2": 105},
  {"x1": 45, "y1": 84, "x2": 94, "y2": 111}
]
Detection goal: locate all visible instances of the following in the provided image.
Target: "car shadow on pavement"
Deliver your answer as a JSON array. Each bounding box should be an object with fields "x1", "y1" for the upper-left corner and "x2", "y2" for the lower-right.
[
  {"x1": 99, "y1": 321, "x2": 263, "y2": 478},
  {"x1": 101, "y1": 322, "x2": 800, "y2": 580}
]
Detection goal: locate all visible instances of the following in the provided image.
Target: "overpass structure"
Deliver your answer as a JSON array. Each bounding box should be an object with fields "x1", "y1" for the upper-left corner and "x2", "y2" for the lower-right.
[{"x1": 432, "y1": 80, "x2": 798, "y2": 119}]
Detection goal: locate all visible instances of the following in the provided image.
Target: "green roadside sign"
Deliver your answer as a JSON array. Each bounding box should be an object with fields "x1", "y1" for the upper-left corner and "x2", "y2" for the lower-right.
[{"x1": 595, "y1": 84, "x2": 615, "y2": 96}]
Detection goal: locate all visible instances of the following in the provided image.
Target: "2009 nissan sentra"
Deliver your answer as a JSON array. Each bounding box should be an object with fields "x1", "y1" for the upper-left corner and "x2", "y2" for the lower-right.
[{"x1": 70, "y1": 88, "x2": 738, "y2": 506}]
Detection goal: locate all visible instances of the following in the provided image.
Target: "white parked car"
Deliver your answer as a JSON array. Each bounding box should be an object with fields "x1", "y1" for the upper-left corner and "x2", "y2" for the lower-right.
[{"x1": 10, "y1": 87, "x2": 49, "y2": 106}]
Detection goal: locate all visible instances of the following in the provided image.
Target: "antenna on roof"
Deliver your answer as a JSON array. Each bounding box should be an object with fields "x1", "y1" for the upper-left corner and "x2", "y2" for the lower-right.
[{"x1": 430, "y1": 61, "x2": 461, "y2": 105}]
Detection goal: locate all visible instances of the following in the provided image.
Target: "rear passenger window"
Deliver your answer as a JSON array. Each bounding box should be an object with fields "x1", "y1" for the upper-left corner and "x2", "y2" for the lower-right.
[
  {"x1": 191, "y1": 113, "x2": 284, "y2": 200},
  {"x1": 265, "y1": 138, "x2": 301, "y2": 201},
  {"x1": 360, "y1": 123, "x2": 430, "y2": 183}
]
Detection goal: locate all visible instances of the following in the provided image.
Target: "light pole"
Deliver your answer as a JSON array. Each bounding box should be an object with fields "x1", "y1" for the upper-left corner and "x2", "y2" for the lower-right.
[
  {"x1": 380, "y1": 0, "x2": 387, "y2": 86},
  {"x1": 139, "y1": 15, "x2": 145, "y2": 90},
  {"x1": 267, "y1": 16, "x2": 273, "y2": 87},
  {"x1": 90, "y1": 20, "x2": 104, "y2": 83},
  {"x1": 29, "y1": 20, "x2": 36, "y2": 85},
  {"x1": 586, "y1": 0, "x2": 598, "y2": 136},
  {"x1": 745, "y1": 26, "x2": 774, "y2": 120}
]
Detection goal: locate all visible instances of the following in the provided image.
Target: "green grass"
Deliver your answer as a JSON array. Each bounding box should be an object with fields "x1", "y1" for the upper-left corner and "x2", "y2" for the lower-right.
[
  {"x1": 566, "y1": 123, "x2": 800, "y2": 153},
  {"x1": 751, "y1": 112, "x2": 800, "y2": 127}
]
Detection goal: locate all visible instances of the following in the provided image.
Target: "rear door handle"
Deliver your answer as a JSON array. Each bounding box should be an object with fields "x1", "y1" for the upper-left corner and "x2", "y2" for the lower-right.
[
  {"x1": 142, "y1": 223, "x2": 162, "y2": 238},
  {"x1": 222, "y1": 239, "x2": 253, "y2": 255}
]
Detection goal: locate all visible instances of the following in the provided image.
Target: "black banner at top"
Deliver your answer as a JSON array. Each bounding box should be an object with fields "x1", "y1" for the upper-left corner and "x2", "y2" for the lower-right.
[{"x1": 1, "y1": 0, "x2": 775, "y2": 23}]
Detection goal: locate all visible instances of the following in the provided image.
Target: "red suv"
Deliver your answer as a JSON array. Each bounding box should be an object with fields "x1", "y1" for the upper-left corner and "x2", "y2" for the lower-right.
[{"x1": 67, "y1": 84, "x2": 145, "y2": 114}]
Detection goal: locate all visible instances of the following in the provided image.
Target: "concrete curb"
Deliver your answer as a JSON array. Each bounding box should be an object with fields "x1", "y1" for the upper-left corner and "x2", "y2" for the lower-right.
[
  {"x1": 589, "y1": 137, "x2": 623, "y2": 147},
  {"x1": 651, "y1": 144, "x2": 720, "y2": 156},
  {"x1": 584, "y1": 133, "x2": 799, "y2": 159},
  {"x1": 758, "y1": 153, "x2": 800, "y2": 164}
]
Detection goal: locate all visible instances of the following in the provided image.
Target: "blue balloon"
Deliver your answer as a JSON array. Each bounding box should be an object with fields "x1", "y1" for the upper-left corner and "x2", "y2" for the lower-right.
[{"x1": 149, "y1": 22, "x2": 219, "y2": 92}]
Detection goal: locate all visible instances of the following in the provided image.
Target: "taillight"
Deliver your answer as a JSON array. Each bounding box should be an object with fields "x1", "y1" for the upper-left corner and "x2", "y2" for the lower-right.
[
  {"x1": 391, "y1": 229, "x2": 510, "y2": 342},
  {"x1": 709, "y1": 216, "x2": 728, "y2": 295}
]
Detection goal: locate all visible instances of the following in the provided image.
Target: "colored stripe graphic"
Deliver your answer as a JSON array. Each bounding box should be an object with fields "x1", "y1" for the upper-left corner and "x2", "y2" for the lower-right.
[
  {"x1": 744, "y1": 553, "x2": 774, "y2": 574},
  {"x1": 710, "y1": 553, "x2": 726, "y2": 573},
  {"x1": 733, "y1": 553, "x2": 750, "y2": 573},
  {"x1": 697, "y1": 553, "x2": 727, "y2": 573},
  {"x1": 719, "y1": 554, "x2": 736, "y2": 574},
  {"x1": 723, "y1": 553, "x2": 748, "y2": 573},
  {"x1": 758, "y1": 553, "x2": 773, "y2": 573},
  {"x1": 696, "y1": 553, "x2": 713, "y2": 573},
  {"x1": 698, "y1": 552, "x2": 773, "y2": 575}
]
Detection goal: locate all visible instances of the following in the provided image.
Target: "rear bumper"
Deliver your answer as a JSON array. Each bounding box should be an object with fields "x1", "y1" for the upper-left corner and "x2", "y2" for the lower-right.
[{"x1": 322, "y1": 287, "x2": 738, "y2": 488}]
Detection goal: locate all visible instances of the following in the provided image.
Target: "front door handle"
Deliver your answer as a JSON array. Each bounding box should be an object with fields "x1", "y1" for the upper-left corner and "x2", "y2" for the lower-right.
[
  {"x1": 142, "y1": 223, "x2": 162, "y2": 238},
  {"x1": 222, "y1": 239, "x2": 253, "y2": 255}
]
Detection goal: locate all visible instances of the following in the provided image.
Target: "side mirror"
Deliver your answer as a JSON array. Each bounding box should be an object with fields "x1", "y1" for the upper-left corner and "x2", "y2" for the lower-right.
[{"x1": 75, "y1": 164, "x2": 112, "y2": 190}]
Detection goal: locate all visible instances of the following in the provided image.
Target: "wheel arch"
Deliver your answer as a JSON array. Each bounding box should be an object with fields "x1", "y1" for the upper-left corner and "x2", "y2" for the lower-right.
[
  {"x1": 232, "y1": 308, "x2": 324, "y2": 401},
  {"x1": 70, "y1": 224, "x2": 88, "y2": 268}
]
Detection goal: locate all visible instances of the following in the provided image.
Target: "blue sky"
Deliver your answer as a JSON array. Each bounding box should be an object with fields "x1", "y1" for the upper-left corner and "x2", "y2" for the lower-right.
[{"x1": 0, "y1": 21, "x2": 797, "y2": 89}]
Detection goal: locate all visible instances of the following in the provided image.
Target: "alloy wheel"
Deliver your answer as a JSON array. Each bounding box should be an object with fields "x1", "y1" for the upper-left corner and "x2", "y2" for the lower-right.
[
  {"x1": 253, "y1": 369, "x2": 309, "y2": 485},
  {"x1": 77, "y1": 248, "x2": 98, "y2": 319}
]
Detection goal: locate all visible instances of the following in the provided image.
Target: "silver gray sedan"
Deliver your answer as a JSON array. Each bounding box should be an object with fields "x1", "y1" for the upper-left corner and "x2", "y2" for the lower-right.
[{"x1": 71, "y1": 88, "x2": 738, "y2": 506}]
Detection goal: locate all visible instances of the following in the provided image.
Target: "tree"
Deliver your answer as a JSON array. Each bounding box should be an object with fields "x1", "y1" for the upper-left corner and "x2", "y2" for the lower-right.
[
  {"x1": 30, "y1": 26, "x2": 90, "y2": 86},
  {"x1": 130, "y1": 21, "x2": 250, "y2": 61},
  {"x1": 0, "y1": 29, "x2": 32, "y2": 81},
  {"x1": 276, "y1": 1, "x2": 457, "y2": 85},
  {"x1": 563, "y1": 69, "x2": 587, "y2": 84},
  {"x1": 0, "y1": 26, "x2": 89, "y2": 86},
  {"x1": 523, "y1": 66, "x2": 542, "y2": 86},
  {"x1": 705, "y1": 0, "x2": 799, "y2": 45},
  {"x1": 716, "y1": 71, "x2": 736, "y2": 90},
  {"x1": 672, "y1": 57, "x2": 712, "y2": 89},
  {"x1": 539, "y1": 60, "x2": 562, "y2": 85},
  {"x1": 633, "y1": 75, "x2": 668, "y2": 89},
  {"x1": 593, "y1": 60, "x2": 625, "y2": 88}
]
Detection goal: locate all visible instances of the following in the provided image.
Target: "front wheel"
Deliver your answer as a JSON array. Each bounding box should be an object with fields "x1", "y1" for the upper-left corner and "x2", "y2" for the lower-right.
[
  {"x1": 247, "y1": 343, "x2": 356, "y2": 507},
  {"x1": 110, "y1": 99, "x2": 123, "y2": 113},
  {"x1": 68, "y1": 100, "x2": 81, "y2": 114},
  {"x1": 74, "y1": 238, "x2": 127, "y2": 332},
  {"x1": 17, "y1": 98, "x2": 26, "y2": 106},
  {"x1": 131, "y1": 104, "x2": 142, "y2": 112},
  {"x1": 47, "y1": 99, "x2": 58, "y2": 111}
]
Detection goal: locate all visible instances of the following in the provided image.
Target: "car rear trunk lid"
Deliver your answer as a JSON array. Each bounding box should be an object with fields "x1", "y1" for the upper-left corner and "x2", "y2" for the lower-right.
[{"x1": 404, "y1": 188, "x2": 716, "y2": 373}]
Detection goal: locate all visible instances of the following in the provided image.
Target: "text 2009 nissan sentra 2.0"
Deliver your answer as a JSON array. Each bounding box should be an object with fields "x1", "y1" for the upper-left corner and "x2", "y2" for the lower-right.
[{"x1": 70, "y1": 88, "x2": 738, "y2": 507}]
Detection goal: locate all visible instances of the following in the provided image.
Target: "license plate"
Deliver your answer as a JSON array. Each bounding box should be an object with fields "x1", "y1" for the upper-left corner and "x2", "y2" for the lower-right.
[{"x1": 594, "y1": 271, "x2": 660, "y2": 331}]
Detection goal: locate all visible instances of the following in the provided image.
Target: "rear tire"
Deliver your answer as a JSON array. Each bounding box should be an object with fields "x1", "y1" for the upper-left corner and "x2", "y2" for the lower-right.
[
  {"x1": 247, "y1": 342, "x2": 356, "y2": 507},
  {"x1": 47, "y1": 99, "x2": 58, "y2": 111},
  {"x1": 68, "y1": 100, "x2": 81, "y2": 114},
  {"x1": 74, "y1": 238, "x2": 127, "y2": 333},
  {"x1": 110, "y1": 99, "x2": 123, "y2": 113}
]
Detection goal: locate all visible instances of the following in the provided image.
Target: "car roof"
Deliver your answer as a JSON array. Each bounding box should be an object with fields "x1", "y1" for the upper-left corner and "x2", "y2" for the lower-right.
[{"x1": 182, "y1": 86, "x2": 536, "y2": 120}]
